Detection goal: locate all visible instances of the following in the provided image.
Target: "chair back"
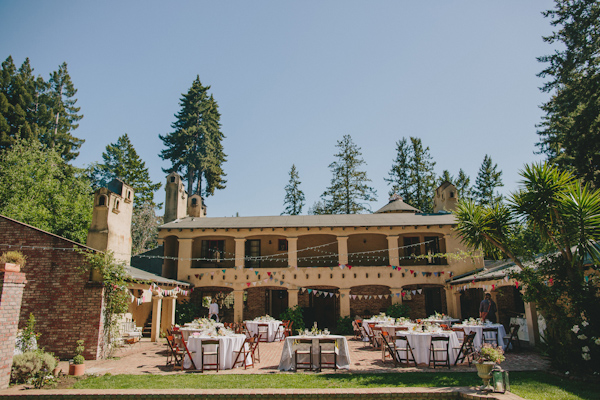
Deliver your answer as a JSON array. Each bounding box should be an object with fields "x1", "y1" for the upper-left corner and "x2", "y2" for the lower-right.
[{"x1": 394, "y1": 326, "x2": 408, "y2": 332}]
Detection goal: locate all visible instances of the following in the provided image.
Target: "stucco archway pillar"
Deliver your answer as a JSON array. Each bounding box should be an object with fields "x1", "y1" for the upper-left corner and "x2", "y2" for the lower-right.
[
  {"x1": 233, "y1": 289, "x2": 245, "y2": 322},
  {"x1": 287, "y1": 237, "x2": 298, "y2": 267},
  {"x1": 524, "y1": 302, "x2": 540, "y2": 347},
  {"x1": 234, "y1": 238, "x2": 246, "y2": 268},
  {"x1": 161, "y1": 296, "x2": 177, "y2": 334},
  {"x1": 177, "y1": 238, "x2": 193, "y2": 280},
  {"x1": 391, "y1": 288, "x2": 403, "y2": 305},
  {"x1": 387, "y1": 235, "x2": 399, "y2": 266},
  {"x1": 150, "y1": 294, "x2": 163, "y2": 342},
  {"x1": 288, "y1": 288, "x2": 298, "y2": 308},
  {"x1": 337, "y1": 236, "x2": 349, "y2": 265},
  {"x1": 339, "y1": 288, "x2": 351, "y2": 317},
  {"x1": 445, "y1": 289, "x2": 462, "y2": 320}
]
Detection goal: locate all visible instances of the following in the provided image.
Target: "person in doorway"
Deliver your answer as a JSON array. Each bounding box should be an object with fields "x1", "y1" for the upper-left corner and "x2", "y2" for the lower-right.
[
  {"x1": 479, "y1": 293, "x2": 497, "y2": 323},
  {"x1": 208, "y1": 298, "x2": 220, "y2": 322}
]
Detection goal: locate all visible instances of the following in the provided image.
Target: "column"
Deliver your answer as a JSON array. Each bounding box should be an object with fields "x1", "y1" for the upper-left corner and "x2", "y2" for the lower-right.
[
  {"x1": 387, "y1": 235, "x2": 399, "y2": 266},
  {"x1": 161, "y1": 296, "x2": 177, "y2": 334},
  {"x1": 524, "y1": 302, "x2": 539, "y2": 347},
  {"x1": 288, "y1": 288, "x2": 298, "y2": 308},
  {"x1": 445, "y1": 290, "x2": 462, "y2": 320},
  {"x1": 177, "y1": 238, "x2": 193, "y2": 281},
  {"x1": 287, "y1": 237, "x2": 298, "y2": 267},
  {"x1": 150, "y1": 294, "x2": 163, "y2": 342},
  {"x1": 337, "y1": 236, "x2": 349, "y2": 266},
  {"x1": 233, "y1": 289, "x2": 245, "y2": 322},
  {"x1": 0, "y1": 266, "x2": 27, "y2": 389},
  {"x1": 339, "y1": 288, "x2": 351, "y2": 317},
  {"x1": 391, "y1": 288, "x2": 403, "y2": 305},
  {"x1": 234, "y1": 238, "x2": 246, "y2": 268}
]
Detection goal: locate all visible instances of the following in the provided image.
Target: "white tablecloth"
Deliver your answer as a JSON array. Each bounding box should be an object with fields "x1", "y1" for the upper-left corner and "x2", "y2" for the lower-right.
[
  {"x1": 183, "y1": 334, "x2": 248, "y2": 370},
  {"x1": 395, "y1": 331, "x2": 460, "y2": 365},
  {"x1": 362, "y1": 318, "x2": 395, "y2": 342},
  {"x1": 278, "y1": 335, "x2": 350, "y2": 371},
  {"x1": 422, "y1": 318, "x2": 460, "y2": 325},
  {"x1": 245, "y1": 320, "x2": 283, "y2": 342},
  {"x1": 453, "y1": 324, "x2": 506, "y2": 349}
]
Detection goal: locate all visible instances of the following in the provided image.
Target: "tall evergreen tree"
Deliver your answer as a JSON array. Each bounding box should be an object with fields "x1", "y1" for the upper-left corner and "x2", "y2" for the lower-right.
[
  {"x1": 455, "y1": 168, "x2": 472, "y2": 200},
  {"x1": 159, "y1": 76, "x2": 227, "y2": 196},
  {"x1": 473, "y1": 155, "x2": 503, "y2": 205},
  {"x1": 320, "y1": 135, "x2": 377, "y2": 214},
  {"x1": 536, "y1": 0, "x2": 600, "y2": 188},
  {"x1": 282, "y1": 164, "x2": 305, "y2": 215},
  {"x1": 386, "y1": 137, "x2": 436, "y2": 212},
  {"x1": 46, "y1": 62, "x2": 84, "y2": 161},
  {"x1": 437, "y1": 170, "x2": 454, "y2": 186},
  {"x1": 89, "y1": 133, "x2": 162, "y2": 207},
  {"x1": 0, "y1": 56, "x2": 83, "y2": 160}
]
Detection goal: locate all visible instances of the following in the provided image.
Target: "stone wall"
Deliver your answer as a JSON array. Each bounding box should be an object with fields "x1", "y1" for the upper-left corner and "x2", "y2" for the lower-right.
[{"x1": 0, "y1": 215, "x2": 105, "y2": 360}]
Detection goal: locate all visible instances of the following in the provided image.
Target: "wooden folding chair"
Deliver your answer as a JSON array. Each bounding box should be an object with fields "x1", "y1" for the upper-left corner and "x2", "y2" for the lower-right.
[
  {"x1": 233, "y1": 337, "x2": 255, "y2": 369},
  {"x1": 429, "y1": 336, "x2": 450, "y2": 369},
  {"x1": 274, "y1": 322, "x2": 285, "y2": 341},
  {"x1": 251, "y1": 333, "x2": 261, "y2": 363},
  {"x1": 380, "y1": 331, "x2": 398, "y2": 365},
  {"x1": 257, "y1": 323, "x2": 269, "y2": 342},
  {"x1": 483, "y1": 327, "x2": 499, "y2": 346},
  {"x1": 285, "y1": 320, "x2": 294, "y2": 337},
  {"x1": 451, "y1": 327, "x2": 466, "y2": 344},
  {"x1": 318, "y1": 338, "x2": 337, "y2": 371},
  {"x1": 294, "y1": 338, "x2": 313, "y2": 371},
  {"x1": 352, "y1": 320, "x2": 362, "y2": 340},
  {"x1": 454, "y1": 332, "x2": 476, "y2": 366},
  {"x1": 503, "y1": 324, "x2": 521, "y2": 352},
  {"x1": 172, "y1": 331, "x2": 197, "y2": 370},
  {"x1": 200, "y1": 339, "x2": 220, "y2": 372},
  {"x1": 394, "y1": 334, "x2": 417, "y2": 367},
  {"x1": 166, "y1": 334, "x2": 196, "y2": 370}
]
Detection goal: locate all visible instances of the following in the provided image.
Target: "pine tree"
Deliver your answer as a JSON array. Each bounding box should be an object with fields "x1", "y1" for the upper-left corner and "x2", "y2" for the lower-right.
[
  {"x1": 282, "y1": 164, "x2": 305, "y2": 215},
  {"x1": 385, "y1": 137, "x2": 437, "y2": 212},
  {"x1": 46, "y1": 62, "x2": 84, "y2": 161},
  {"x1": 473, "y1": 155, "x2": 503, "y2": 205},
  {"x1": 384, "y1": 138, "x2": 412, "y2": 201},
  {"x1": 159, "y1": 76, "x2": 227, "y2": 196},
  {"x1": 455, "y1": 168, "x2": 472, "y2": 200},
  {"x1": 321, "y1": 134, "x2": 377, "y2": 214},
  {"x1": 132, "y1": 201, "x2": 162, "y2": 255},
  {"x1": 89, "y1": 133, "x2": 162, "y2": 207},
  {"x1": 437, "y1": 170, "x2": 454, "y2": 186},
  {"x1": 537, "y1": 0, "x2": 600, "y2": 188}
]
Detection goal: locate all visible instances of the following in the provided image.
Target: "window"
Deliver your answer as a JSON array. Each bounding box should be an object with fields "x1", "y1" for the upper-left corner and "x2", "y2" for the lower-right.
[
  {"x1": 170, "y1": 176, "x2": 176, "y2": 183},
  {"x1": 450, "y1": 191, "x2": 455, "y2": 198},
  {"x1": 245, "y1": 240, "x2": 261, "y2": 268},
  {"x1": 278, "y1": 239, "x2": 288, "y2": 251},
  {"x1": 403, "y1": 237, "x2": 421, "y2": 256},
  {"x1": 425, "y1": 236, "x2": 441, "y2": 265},
  {"x1": 98, "y1": 195, "x2": 106, "y2": 206},
  {"x1": 192, "y1": 198, "x2": 197, "y2": 206},
  {"x1": 201, "y1": 240, "x2": 225, "y2": 263}
]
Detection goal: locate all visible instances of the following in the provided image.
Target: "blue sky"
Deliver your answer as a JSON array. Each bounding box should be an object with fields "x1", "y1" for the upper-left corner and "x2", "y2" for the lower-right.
[{"x1": 0, "y1": 1, "x2": 556, "y2": 217}]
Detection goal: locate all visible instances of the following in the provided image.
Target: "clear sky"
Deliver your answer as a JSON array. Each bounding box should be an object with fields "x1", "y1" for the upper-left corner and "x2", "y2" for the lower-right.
[{"x1": 0, "y1": 0, "x2": 556, "y2": 217}]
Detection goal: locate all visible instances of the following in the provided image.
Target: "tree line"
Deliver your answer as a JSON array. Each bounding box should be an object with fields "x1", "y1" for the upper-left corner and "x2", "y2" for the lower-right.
[{"x1": 282, "y1": 135, "x2": 504, "y2": 216}]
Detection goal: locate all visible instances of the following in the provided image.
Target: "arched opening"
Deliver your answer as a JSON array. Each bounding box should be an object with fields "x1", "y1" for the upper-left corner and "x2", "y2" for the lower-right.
[
  {"x1": 98, "y1": 195, "x2": 107, "y2": 206},
  {"x1": 402, "y1": 284, "x2": 447, "y2": 319},
  {"x1": 245, "y1": 286, "x2": 289, "y2": 320},
  {"x1": 350, "y1": 285, "x2": 392, "y2": 318},
  {"x1": 298, "y1": 285, "x2": 339, "y2": 330}
]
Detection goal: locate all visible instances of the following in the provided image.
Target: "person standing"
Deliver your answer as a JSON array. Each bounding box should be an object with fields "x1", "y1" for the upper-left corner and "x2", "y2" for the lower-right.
[
  {"x1": 208, "y1": 298, "x2": 220, "y2": 322},
  {"x1": 479, "y1": 293, "x2": 497, "y2": 323}
]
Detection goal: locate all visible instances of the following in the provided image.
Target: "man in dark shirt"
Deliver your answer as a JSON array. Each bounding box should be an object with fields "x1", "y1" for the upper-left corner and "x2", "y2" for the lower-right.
[{"x1": 479, "y1": 293, "x2": 497, "y2": 323}]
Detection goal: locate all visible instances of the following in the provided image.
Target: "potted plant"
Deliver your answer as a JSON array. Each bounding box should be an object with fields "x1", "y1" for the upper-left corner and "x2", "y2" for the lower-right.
[
  {"x1": 473, "y1": 344, "x2": 505, "y2": 391},
  {"x1": 68, "y1": 340, "x2": 86, "y2": 376},
  {"x1": 0, "y1": 250, "x2": 26, "y2": 272}
]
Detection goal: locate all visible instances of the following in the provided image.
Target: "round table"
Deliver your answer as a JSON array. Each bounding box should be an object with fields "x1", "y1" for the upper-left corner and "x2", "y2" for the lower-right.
[
  {"x1": 183, "y1": 334, "x2": 248, "y2": 370},
  {"x1": 395, "y1": 330, "x2": 460, "y2": 365},
  {"x1": 245, "y1": 320, "x2": 284, "y2": 342}
]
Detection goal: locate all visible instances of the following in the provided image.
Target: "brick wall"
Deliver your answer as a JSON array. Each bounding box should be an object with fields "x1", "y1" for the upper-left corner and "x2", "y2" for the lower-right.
[
  {"x1": 0, "y1": 216, "x2": 105, "y2": 360},
  {"x1": 0, "y1": 270, "x2": 27, "y2": 389},
  {"x1": 349, "y1": 285, "x2": 392, "y2": 318},
  {"x1": 496, "y1": 285, "x2": 525, "y2": 329}
]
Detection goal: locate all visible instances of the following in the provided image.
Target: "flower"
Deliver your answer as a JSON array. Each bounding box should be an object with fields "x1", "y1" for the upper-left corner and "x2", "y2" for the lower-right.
[
  {"x1": 582, "y1": 346, "x2": 590, "y2": 353},
  {"x1": 595, "y1": 338, "x2": 600, "y2": 346},
  {"x1": 473, "y1": 344, "x2": 505, "y2": 364},
  {"x1": 582, "y1": 353, "x2": 591, "y2": 361},
  {"x1": 582, "y1": 321, "x2": 589, "y2": 327},
  {"x1": 578, "y1": 334, "x2": 588, "y2": 340},
  {"x1": 572, "y1": 325, "x2": 580, "y2": 334}
]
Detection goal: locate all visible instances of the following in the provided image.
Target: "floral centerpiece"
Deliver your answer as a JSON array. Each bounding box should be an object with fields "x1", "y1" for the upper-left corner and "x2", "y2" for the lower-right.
[
  {"x1": 255, "y1": 314, "x2": 276, "y2": 322},
  {"x1": 463, "y1": 317, "x2": 484, "y2": 326}
]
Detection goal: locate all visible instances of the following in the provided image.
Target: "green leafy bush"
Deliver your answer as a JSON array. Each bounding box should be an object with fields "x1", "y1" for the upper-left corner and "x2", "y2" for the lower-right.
[
  {"x1": 336, "y1": 316, "x2": 353, "y2": 335},
  {"x1": 175, "y1": 299, "x2": 203, "y2": 325},
  {"x1": 280, "y1": 305, "x2": 305, "y2": 332},
  {"x1": 11, "y1": 350, "x2": 57, "y2": 384},
  {"x1": 73, "y1": 340, "x2": 85, "y2": 364},
  {"x1": 386, "y1": 303, "x2": 410, "y2": 318}
]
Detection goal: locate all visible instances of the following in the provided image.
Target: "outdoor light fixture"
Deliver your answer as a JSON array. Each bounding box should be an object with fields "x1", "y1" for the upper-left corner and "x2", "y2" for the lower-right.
[{"x1": 492, "y1": 366, "x2": 509, "y2": 393}]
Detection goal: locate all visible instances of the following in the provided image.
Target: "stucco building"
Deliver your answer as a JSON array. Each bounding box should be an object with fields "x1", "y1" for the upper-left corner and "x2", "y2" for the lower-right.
[{"x1": 158, "y1": 173, "x2": 485, "y2": 328}]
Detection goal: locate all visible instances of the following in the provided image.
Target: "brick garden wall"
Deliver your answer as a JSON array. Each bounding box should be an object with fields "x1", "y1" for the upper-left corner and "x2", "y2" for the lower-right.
[
  {"x1": 349, "y1": 285, "x2": 392, "y2": 318},
  {"x1": 0, "y1": 269, "x2": 27, "y2": 389},
  {"x1": 0, "y1": 216, "x2": 105, "y2": 360}
]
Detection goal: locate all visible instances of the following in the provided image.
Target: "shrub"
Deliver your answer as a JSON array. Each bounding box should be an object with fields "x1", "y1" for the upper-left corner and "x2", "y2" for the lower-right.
[
  {"x1": 336, "y1": 316, "x2": 354, "y2": 335},
  {"x1": 72, "y1": 340, "x2": 85, "y2": 364},
  {"x1": 0, "y1": 250, "x2": 26, "y2": 266},
  {"x1": 279, "y1": 305, "x2": 305, "y2": 332},
  {"x1": 386, "y1": 303, "x2": 410, "y2": 318},
  {"x1": 11, "y1": 350, "x2": 57, "y2": 384}
]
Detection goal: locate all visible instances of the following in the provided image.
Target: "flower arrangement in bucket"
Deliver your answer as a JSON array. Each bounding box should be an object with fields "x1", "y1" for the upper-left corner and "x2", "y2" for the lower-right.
[{"x1": 473, "y1": 344, "x2": 505, "y2": 391}]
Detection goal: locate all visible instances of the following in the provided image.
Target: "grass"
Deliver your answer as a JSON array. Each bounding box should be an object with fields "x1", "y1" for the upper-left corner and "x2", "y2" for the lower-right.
[{"x1": 72, "y1": 371, "x2": 600, "y2": 400}]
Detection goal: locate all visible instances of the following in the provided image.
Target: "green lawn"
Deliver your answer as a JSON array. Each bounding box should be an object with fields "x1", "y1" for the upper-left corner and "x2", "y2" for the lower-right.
[{"x1": 73, "y1": 371, "x2": 599, "y2": 400}]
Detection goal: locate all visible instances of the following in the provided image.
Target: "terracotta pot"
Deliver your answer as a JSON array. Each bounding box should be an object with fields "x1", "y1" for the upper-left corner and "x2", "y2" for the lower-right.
[
  {"x1": 69, "y1": 363, "x2": 85, "y2": 376},
  {"x1": 0, "y1": 262, "x2": 20, "y2": 272}
]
